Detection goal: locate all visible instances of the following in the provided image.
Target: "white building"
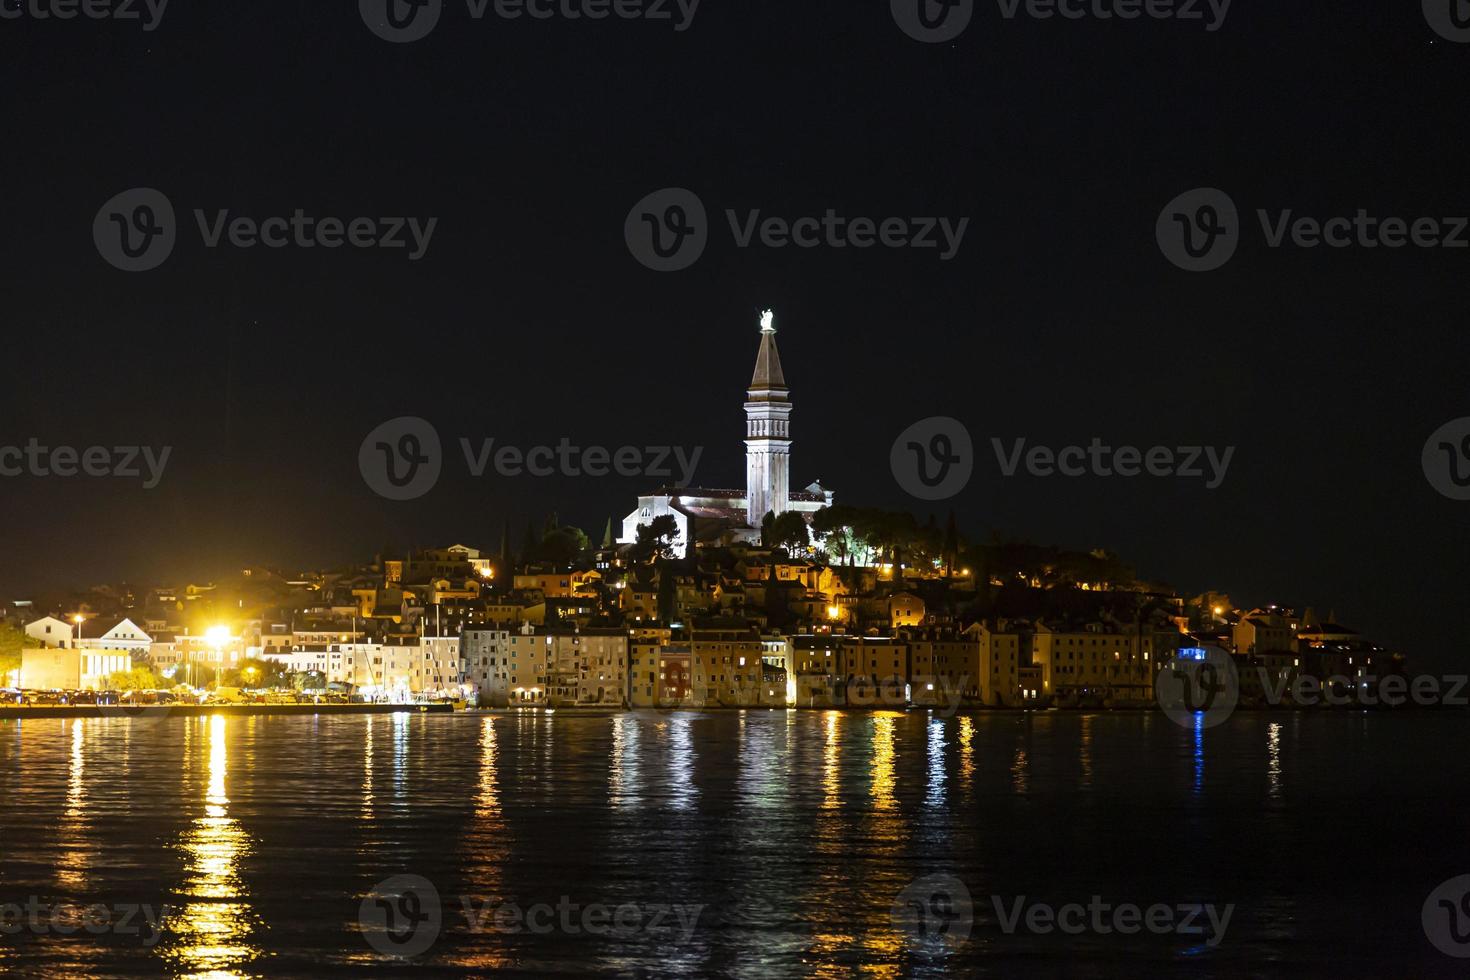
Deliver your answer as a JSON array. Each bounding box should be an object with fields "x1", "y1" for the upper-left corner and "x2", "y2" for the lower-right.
[
  {"x1": 462, "y1": 627, "x2": 513, "y2": 706},
  {"x1": 25, "y1": 616, "x2": 78, "y2": 649},
  {"x1": 77, "y1": 617, "x2": 153, "y2": 655},
  {"x1": 620, "y1": 310, "x2": 832, "y2": 558}
]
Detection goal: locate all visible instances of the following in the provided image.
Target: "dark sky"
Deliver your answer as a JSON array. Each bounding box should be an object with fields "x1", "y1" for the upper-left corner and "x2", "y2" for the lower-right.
[{"x1": 3, "y1": 3, "x2": 1467, "y2": 669}]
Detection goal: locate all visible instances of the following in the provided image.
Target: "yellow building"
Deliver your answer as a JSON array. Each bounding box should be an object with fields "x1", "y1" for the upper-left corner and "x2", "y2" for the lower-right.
[
  {"x1": 1032, "y1": 623, "x2": 1178, "y2": 704},
  {"x1": 19, "y1": 647, "x2": 130, "y2": 691},
  {"x1": 903, "y1": 624, "x2": 1022, "y2": 707},
  {"x1": 690, "y1": 622, "x2": 763, "y2": 706}
]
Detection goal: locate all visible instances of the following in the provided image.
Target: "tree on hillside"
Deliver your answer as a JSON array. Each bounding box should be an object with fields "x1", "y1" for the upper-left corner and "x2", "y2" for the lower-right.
[
  {"x1": 541, "y1": 525, "x2": 590, "y2": 566},
  {"x1": 0, "y1": 622, "x2": 27, "y2": 681},
  {"x1": 635, "y1": 515, "x2": 680, "y2": 562},
  {"x1": 766, "y1": 511, "x2": 810, "y2": 554}
]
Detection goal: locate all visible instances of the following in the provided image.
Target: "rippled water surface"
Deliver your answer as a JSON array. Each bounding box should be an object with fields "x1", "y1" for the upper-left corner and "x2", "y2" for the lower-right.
[{"x1": 0, "y1": 710, "x2": 1465, "y2": 977}]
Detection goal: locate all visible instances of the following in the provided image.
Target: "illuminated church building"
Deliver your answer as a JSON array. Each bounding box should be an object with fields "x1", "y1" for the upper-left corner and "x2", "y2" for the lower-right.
[{"x1": 619, "y1": 311, "x2": 834, "y2": 557}]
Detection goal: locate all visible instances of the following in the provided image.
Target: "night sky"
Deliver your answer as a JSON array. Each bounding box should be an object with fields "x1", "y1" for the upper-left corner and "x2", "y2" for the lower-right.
[{"x1": 3, "y1": 3, "x2": 1467, "y2": 670}]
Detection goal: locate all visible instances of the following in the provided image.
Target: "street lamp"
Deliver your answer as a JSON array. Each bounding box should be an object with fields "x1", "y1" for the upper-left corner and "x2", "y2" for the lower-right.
[{"x1": 72, "y1": 614, "x2": 84, "y2": 648}]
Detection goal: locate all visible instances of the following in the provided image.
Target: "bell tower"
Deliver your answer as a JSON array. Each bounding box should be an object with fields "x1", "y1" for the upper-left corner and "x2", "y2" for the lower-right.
[{"x1": 745, "y1": 309, "x2": 792, "y2": 528}]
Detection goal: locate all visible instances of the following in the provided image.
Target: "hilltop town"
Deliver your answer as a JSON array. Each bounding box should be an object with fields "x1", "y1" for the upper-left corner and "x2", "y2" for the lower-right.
[{"x1": 0, "y1": 313, "x2": 1403, "y2": 708}]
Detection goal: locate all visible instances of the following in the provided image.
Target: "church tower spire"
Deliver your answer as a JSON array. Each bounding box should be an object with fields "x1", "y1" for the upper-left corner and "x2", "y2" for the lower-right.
[{"x1": 746, "y1": 309, "x2": 792, "y2": 528}]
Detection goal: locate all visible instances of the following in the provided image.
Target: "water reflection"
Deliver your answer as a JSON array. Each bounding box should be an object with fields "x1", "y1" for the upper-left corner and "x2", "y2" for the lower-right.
[
  {"x1": 56, "y1": 720, "x2": 89, "y2": 891},
  {"x1": 1193, "y1": 714, "x2": 1206, "y2": 796},
  {"x1": 738, "y1": 712, "x2": 779, "y2": 811},
  {"x1": 165, "y1": 715, "x2": 261, "y2": 978},
  {"x1": 609, "y1": 713, "x2": 642, "y2": 808},
  {"x1": 1079, "y1": 715, "x2": 1094, "y2": 789},
  {"x1": 1011, "y1": 726, "x2": 1029, "y2": 796},
  {"x1": 665, "y1": 715, "x2": 697, "y2": 810},
  {"x1": 451, "y1": 716, "x2": 514, "y2": 972},
  {"x1": 870, "y1": 714, "x2": 897, "y2": 810},
  {"x1": 361, "y1": 715, "x2": 375, "y2": 820},
  {"x1": 392, "y1": 711, "x2": 409, "y2": 801},
  {"x1": 925, "y1": 718, "x2": 945, "y2": 808},
  {"x1": 957, "y1": 715, "x2": 975, "y2": 799},
  {"x1": 821, "y1": 711, "x2": 841, "y2": 810},
  {"x1": 1267, "y1": 722, "x2": 1282, "y2": 800}
]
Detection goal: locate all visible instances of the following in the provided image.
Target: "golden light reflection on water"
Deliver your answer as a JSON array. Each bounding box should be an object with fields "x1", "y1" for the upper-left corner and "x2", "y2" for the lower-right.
[
  {"x1": 1267, "y1": 722, "x2": 1282, "y2": 800},
  {"x1": 450, "y1": 716, "x2": 514, "y2": 972},
  {"x1": 1011, "y1": 730, "x2": 1029, "y2": 795},
  {"x1": 361, "y1": 715, "x2": 375, "y2": 821},
  {"x1": 811, "y1": 714, "x2": 899, "y2": 980},
  {"x1": 870, "y1": 713, "x2": 897, "y2": 811},
  {"x1": 821, "y1": 711, "x2": 841, "y2": 810},
  {"x1": 164, "y1": 715, "x2": 261, "y2": 979},
  {"x1": 957, "y1": 715, "x2": 975, "y2": 794},
  {"x1": 56, "y1": 720, "x2": 89, "y2": 891}
]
